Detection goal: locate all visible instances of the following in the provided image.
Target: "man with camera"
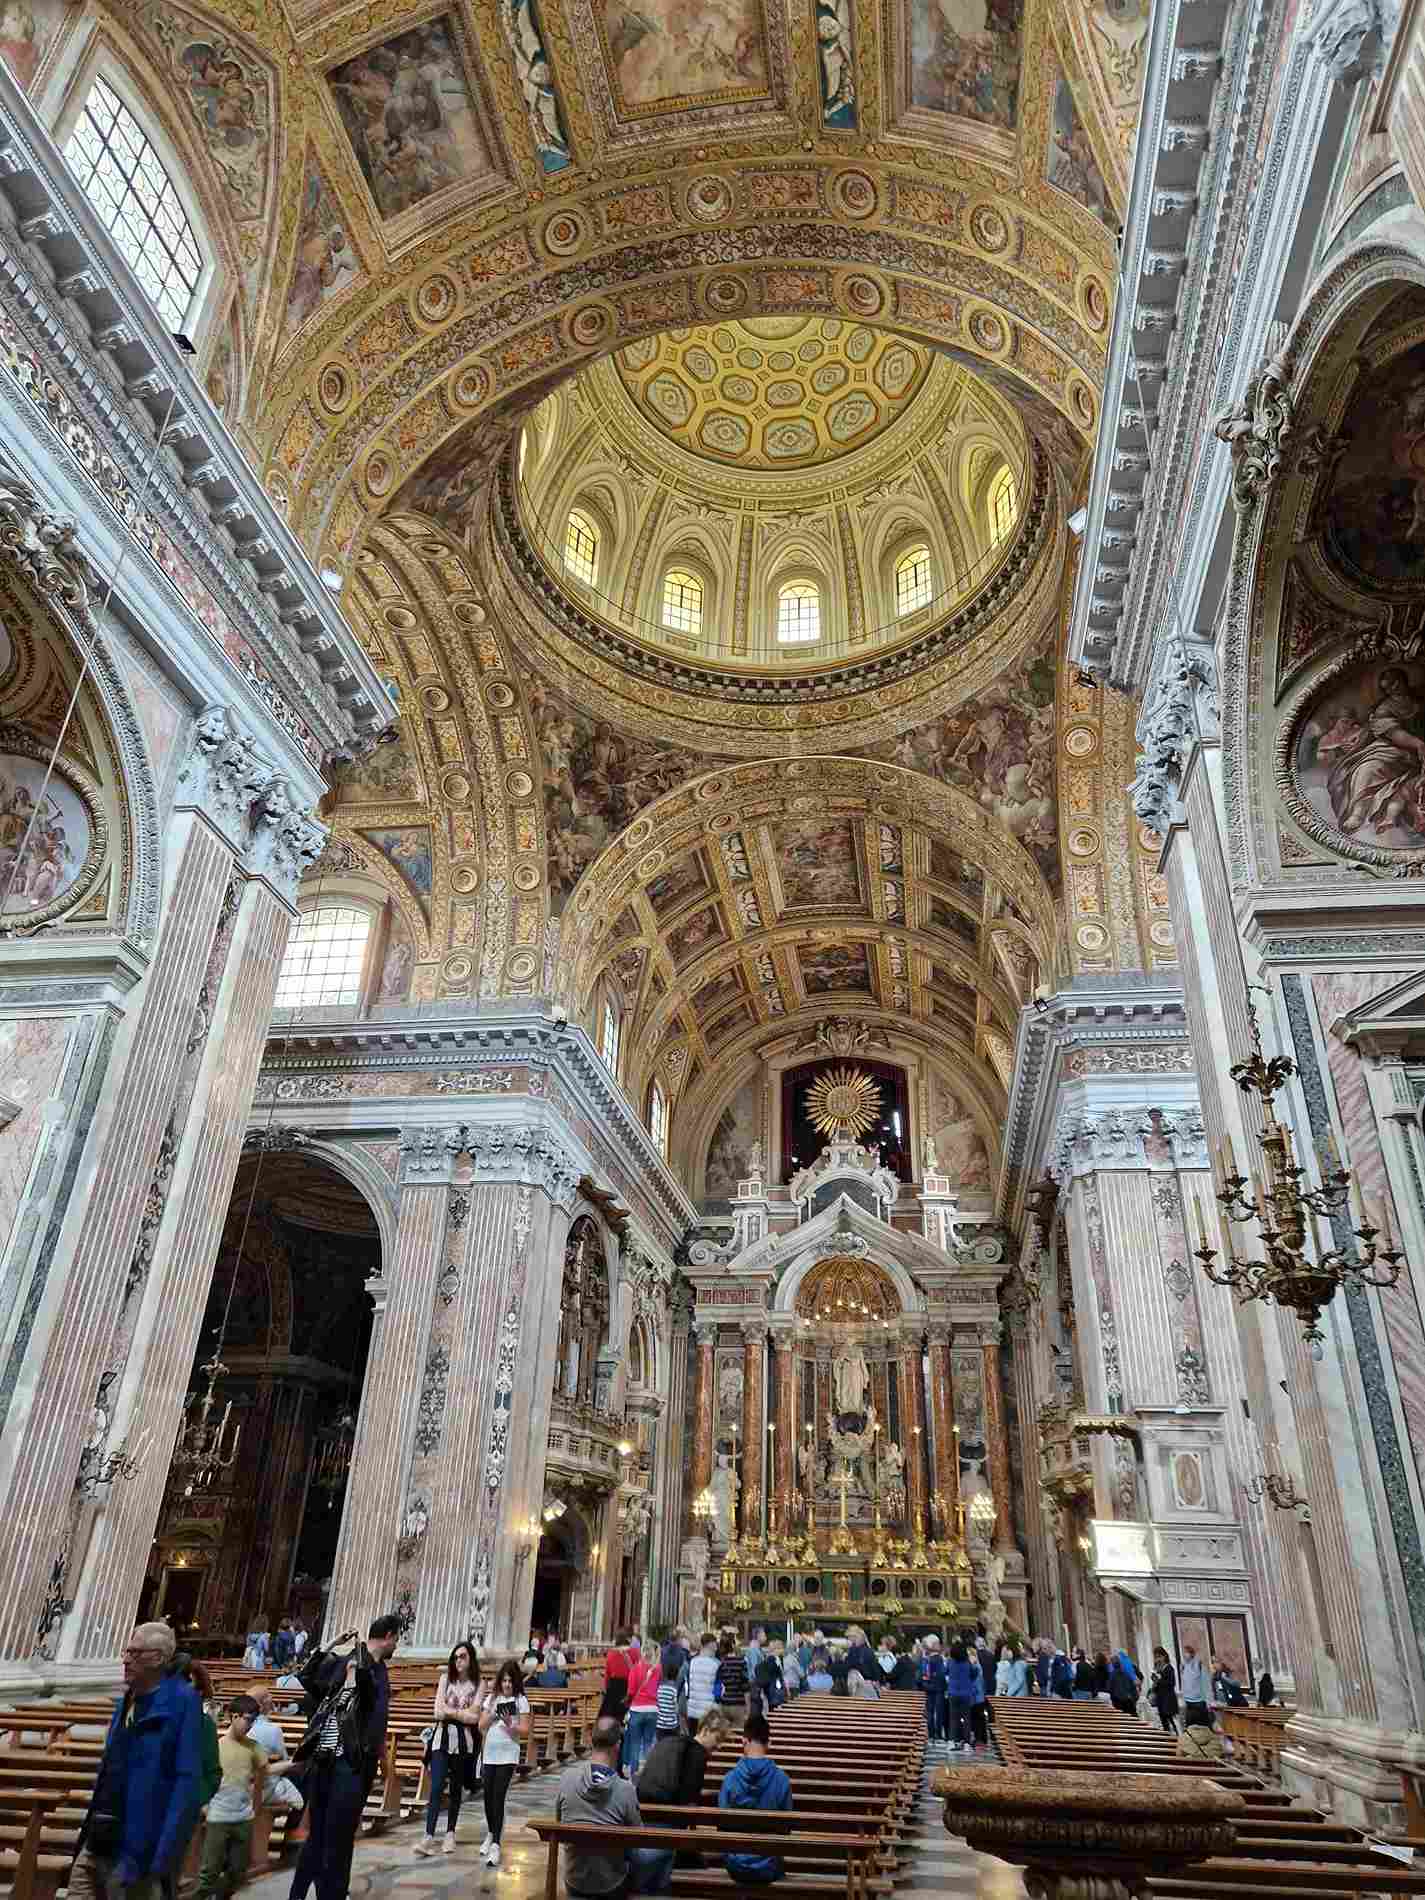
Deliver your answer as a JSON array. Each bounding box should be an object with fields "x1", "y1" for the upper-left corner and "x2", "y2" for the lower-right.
[
  {"x1": 288, "y1": 1615, "x2": 400, "y2": 1900},
  {"x1": 72, "y1": 1621, "x2": 203, "y2": 1900}
]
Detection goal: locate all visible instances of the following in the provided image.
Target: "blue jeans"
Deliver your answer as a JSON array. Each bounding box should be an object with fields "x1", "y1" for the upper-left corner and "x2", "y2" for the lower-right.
[
  {"x1": 1073, "y1": 1690, "x2": 1094, "y2": 1700},
  {"x1": 622, "y1": 1708, "x2": 657, "y2": 1773},
  {"x1": 924, "y1": 1689, "x2": 946, "y2": 1739},
  {"x1": 627, "y1": 1848, "x2": 675, "y2": 1893},
  {"x1": 424, "y1": 1750, "x2": 469, "y2": 1837}
]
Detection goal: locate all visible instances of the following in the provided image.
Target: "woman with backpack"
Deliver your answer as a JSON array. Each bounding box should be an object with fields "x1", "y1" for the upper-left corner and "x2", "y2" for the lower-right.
[
  {"x1": 1108, "y1": 1649, "x2": 1140, "y2": 1714},
  {"x1": 919, "y1": 1636, "x2": 948, "y2": 1740},
  {"x1": 713, "y1": 1636, "x2": 748, "y2": 1717}
]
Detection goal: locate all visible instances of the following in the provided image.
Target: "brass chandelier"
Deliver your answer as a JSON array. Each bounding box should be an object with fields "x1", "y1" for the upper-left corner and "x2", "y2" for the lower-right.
[{"x1": 1191, "y1": 997, "x2": 1405, "y2": 1358}]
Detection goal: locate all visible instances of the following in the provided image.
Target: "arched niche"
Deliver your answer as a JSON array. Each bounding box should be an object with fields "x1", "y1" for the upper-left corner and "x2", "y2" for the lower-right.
[{"x1": 554, "y1": 1213, "x2": 611, "y2": 1406}]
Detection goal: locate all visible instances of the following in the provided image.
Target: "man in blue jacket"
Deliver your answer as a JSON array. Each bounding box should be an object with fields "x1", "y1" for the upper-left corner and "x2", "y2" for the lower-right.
[
  {"x1": 71, "y1": 1621, "x2": 202, "y2": 1900},
  {"x1": 718, "y1": 1714, "x2": 792, "y2": 1883}
]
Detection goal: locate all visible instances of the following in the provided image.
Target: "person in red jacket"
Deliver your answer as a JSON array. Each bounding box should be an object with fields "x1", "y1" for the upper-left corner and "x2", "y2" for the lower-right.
[
  {"x1": 600, "y1": 1631, "x2": 638, "y2": 1722},
  {"x1": 622, "y1": 1644, "x2": 662, "y2": 1777}
]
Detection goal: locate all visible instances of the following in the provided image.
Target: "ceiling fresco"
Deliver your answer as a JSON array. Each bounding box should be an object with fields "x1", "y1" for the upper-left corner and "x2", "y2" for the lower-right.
[{"x1": 14, "y1": 0, "x2": 1171, "y2": 1192}]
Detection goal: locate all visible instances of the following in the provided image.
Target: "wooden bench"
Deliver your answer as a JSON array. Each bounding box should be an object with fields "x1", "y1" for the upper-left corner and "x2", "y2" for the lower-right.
[{"x1": 528, "y1": 1817, "x2": 878, "y2": 1900}]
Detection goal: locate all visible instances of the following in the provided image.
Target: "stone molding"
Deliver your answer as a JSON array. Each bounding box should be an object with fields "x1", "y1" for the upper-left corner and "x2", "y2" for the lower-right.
[
  {"x1": 176, "y1": 705, "x2": 328, "y2": 892},
  {"x1": 0, "y1": 64, "x2": 391, "y2": 762}
]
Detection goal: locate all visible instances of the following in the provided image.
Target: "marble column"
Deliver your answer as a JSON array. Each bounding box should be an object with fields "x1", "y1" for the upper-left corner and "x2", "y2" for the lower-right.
[
  {"x1": 0, "y1": 812, "x2": 239, "y2": 1666},
  {"x1": 68, "y1": 875, "x2": 307, "y2": 1667},
  {"x1": 926, "y1": 1325, "x2": 960, "y2": 1541},
  {"x1": 897, "y1": 1331, "x2": 929, "y2": 1535},
  {"x1": 980, "y1": 1326, "x2": 1015, "y2": 1553},
  {"x1": 771, "y1": 1330, "x2": 796, "y2": 1516},
  {"x1": 690, "y1": 1325, "x2": 716, "y2": 1510},
  {"x1": 323, "y1": 1128, "x2": 460, "y2": 1639},
  {"x1": 740, "y1": 1323, "x2": 767, "y2": 1541}
]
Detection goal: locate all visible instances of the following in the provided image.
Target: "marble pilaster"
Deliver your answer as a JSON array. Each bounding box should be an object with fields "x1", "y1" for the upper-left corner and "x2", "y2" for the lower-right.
[
  {"x1": 771, "y1": 1329, "x2": 796, "y2": 1515},
  {"x1": 740, "y1": 1323, "x2": 767, "y2": 1541},
  {"x1": 323, "y1": 1131, "x2": 458, "y2": 1639},
  {"x1": 0, "y1": 812, "x2": 240, "y2": 1669},
  {"x1": 691, "y1": 1326, "x2": 716, "y2": 1509},
  {"x1": 897, "y1": 1332, "x2": 929, "y2": 1533},
  {"x1": 927, "y1": 1326, "x2": 960, "y2": 1541}
]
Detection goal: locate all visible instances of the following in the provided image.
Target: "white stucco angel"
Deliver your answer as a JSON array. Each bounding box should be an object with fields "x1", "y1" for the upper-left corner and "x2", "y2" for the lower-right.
[{"x1": 817, "y1": 0, "x2": 855, "y2": 119}]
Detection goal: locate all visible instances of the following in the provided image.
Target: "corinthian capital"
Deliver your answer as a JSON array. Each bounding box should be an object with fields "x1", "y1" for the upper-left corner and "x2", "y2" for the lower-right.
[
  {"x1": 246, "y1": 778, "x2": 328, "y2": 901},
  {"x1": 399, "y1": 1124, "x2": 465, "y2": 1184},
  {"x1": 466, "y1": 1123, "x2": 581, "y2": 1207},
  {"x1": 177, "y1": 705, "x2": 276, "y2": 850}
]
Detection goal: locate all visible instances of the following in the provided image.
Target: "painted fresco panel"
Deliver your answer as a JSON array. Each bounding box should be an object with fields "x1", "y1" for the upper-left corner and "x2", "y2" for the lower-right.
[
  {"x1": 799, "y1": 942, "x2": 872, "y2": 993},
  {"x1": 598, "y1": 0, "x2": 769, "y2": 114},
  {"x1": 704, "y1": 1075, "x2": 760, "y2": 1196},
  {"x1": 909, "y1": 0, "x2": 1023, "y2": 131},
  {"x1": 0, "y1": 0, "x2": 68, "y2": 88},
  {"x1": 328, "y1": 17, "x2": 493, "y2": 219},
  {"x1": 772, "y1": 816, "x2": 862, "y2": 907},
  {"x1": 1047, "y1": 69, "x2": 1114, "y2": 227},
  {"x1": 1293, "y1": 661, "x2": 1425, "y2": 851}
]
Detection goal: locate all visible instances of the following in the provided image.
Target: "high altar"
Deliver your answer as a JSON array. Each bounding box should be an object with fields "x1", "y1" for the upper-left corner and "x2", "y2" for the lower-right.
[{"x1": 680, "y1": 1123, "x2": 1026, "y2": 1637}]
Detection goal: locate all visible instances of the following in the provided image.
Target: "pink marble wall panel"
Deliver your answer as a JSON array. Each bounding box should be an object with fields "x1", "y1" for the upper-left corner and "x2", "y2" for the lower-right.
[
  {"x1": 0, "y1": 1015, "x2": 73, "y2": 1243},
  {"x1": 1312, "y1": 971, "x2": 1425, "y2": 1510}
]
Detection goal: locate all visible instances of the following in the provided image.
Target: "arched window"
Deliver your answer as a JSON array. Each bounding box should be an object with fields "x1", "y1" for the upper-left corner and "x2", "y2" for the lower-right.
[
  {"x1": 649, "y1": 1080, "x2": 669, "y2": 1158},
  {"x1": 895, "y1": 544, "x2": 933, "y2": 616},
  {"x1": 989, "y1": 468, "x2": 1017, "y2": 547},
  {"x1": 777, "y1": 581, "x2": 821, "y2": 644},
  {"x1": 64, "y1": 78, "x2": 204, "y2": 331},
  {"x1": 600, "y1": 994, "x2": 621, "y2": 1074},
  {"x1": 275, "y1": 905, "x2": 372, "y2": 1009},
  {"x1": 662, "y1": 567, "x2": 703, "y2": 637},
  {"x1": 565, "y1": 508, "x2": 599, "y2": 586}
]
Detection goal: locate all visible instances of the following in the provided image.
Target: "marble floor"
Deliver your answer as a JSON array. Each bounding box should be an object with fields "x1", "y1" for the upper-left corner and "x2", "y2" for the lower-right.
[{"x1": 245, "y1": 1736, "x2": 1025, "y2": 1900}]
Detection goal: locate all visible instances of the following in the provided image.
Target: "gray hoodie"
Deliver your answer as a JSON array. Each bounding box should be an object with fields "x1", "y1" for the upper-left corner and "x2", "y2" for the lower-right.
[{"x1": 555, "y1": 1758, "x2": 643, "y2": 1895}]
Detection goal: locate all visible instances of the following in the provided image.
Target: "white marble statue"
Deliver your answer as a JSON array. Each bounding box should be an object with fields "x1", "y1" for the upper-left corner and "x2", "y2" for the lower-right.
[
  {"x1": 749, "y1": 1137, "x2": 763, "y2": 1178},
  {"x1": 923, "y1": 1134, "x2": 939, "y2": 1174},
  {"x1": 709, "y1": 1449, "x2": 740, "y2": 1543},
  {"x1": 834, "y1": 1340, "x2": 870, "y2": 1414}
]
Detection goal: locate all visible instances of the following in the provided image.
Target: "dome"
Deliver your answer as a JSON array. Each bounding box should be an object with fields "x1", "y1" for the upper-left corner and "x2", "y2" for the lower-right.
[{"x1": 515, "y1": 321, "x2": 1028, "y2": 674}]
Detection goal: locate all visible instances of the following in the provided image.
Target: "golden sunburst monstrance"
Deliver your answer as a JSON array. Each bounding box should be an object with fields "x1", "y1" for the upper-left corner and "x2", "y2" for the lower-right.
[{"x1": 806, "y1": 1065, "x2": 881, "y2": 1140}]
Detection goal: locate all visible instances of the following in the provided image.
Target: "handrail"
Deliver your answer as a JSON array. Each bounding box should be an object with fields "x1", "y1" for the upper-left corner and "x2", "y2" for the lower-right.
[{"x1": 514, "y1": 446, "x2": 1031, "y2": 672}]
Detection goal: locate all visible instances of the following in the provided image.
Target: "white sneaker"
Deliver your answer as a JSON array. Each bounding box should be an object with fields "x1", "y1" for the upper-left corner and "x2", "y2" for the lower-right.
[
  {"x1": 443, "y1": 1833, "x2": 458, "y2": 1854},
  {"x1": 414, "y1": 1837, "x2": 436, "y2": 1857},
  {"x1": 487, "y1": 1842, "x2": 502, "y2": 1867}
]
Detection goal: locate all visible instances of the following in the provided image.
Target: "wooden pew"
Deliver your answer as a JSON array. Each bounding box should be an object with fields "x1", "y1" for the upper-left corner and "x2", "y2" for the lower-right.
[{"x1": 528, "y1": 1817, "x2": 877, "y2": 1900}]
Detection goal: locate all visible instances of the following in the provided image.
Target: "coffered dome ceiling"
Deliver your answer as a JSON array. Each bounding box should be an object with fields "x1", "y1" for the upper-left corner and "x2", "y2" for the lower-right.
[{"x1": 614, "y1": 318, "x2": 933, "y2": 470}]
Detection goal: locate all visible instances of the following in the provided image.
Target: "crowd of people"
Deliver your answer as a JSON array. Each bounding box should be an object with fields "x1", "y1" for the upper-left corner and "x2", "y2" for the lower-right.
[{"x1": 74, "y1": 1615, "x2": 1275, "y2": 1900}]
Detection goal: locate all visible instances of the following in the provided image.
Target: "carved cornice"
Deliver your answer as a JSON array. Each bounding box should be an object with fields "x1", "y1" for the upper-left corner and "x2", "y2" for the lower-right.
[
  {"x1": 999, "y1": 979, "x2": 1194, "y2": 1219},
  {"x1": 1069, "y1": 0, "x2": 1344, "y2": 689},
  {"x1": 0, "y1": 65, "x2": 391, "y2": 761},
  {"x1": 255, "y1": 1010, "x2": 692, "y2": 1243}
]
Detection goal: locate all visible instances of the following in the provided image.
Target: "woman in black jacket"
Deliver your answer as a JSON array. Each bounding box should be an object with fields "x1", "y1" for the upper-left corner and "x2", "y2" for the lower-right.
[
  {"x1": 1150, "y1": 1647, "x2": 1179, "y2": 1733},
  {"x1": 636, "y1": 1710, "x2": 730, "y2": 1814}
]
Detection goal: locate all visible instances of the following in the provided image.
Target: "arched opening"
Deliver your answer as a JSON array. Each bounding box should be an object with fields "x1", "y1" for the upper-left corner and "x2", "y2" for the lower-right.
[
  {"x1": 564, "y1": 507, "x2": 600, "y2": 587},
  {"x1": 894, "y1": 543, "x2": 933, "y2": 617},
  {"x1": 776, "y1": 579, "x2": 822, "y2": 644},
  {"x1": 141, "y1": 1151, "x2": 380, "y2": 1646}
]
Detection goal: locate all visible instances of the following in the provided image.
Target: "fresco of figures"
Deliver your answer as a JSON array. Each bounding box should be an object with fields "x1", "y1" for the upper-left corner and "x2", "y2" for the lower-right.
[
  {"x1": 909, "y1": 0, "x2": 1023, "y2": 130},
  {"x1": 773, "y1": 817, "x2": 862, "y2": 907},
  {"x1": 282, "y1": 160, "x2": 358, "y2": 345},
  {"x1": 929, "y1": 1073, "x2": 991, "y2": 1186},
  {"x1": 328, "y1": 17, "x2": 492, "y2": 219},
  {"x1": 600, "y1": 0, "x2": 768, "y2": 113},
  {"x1": 866, "y1": 640, "x2": 1058, "y2": 886},
  {"x1": 532, "y1": 681, "x2": 710, "y2": 907},
  {"x1": 0, "y1": 0, "x2": 67, "y2": 88},
  {"x1": 1320, "y1": 336, "x2": 1425, "y2": 587},
  {"x1": 0, "y1": 755, "x2": 89, "y2": 915},
  {"x1": 1047, "y1": 70, "x2": 1115, "y2": 228},
  {"x1": 1293, "y1": 660, "x2": 1425, "y2": 850}
]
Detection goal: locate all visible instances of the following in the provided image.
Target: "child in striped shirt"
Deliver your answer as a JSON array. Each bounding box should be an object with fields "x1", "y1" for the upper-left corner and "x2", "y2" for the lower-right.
[{"x1": 656, "y1": 1658, "x2": 682, "y2": 1734}]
